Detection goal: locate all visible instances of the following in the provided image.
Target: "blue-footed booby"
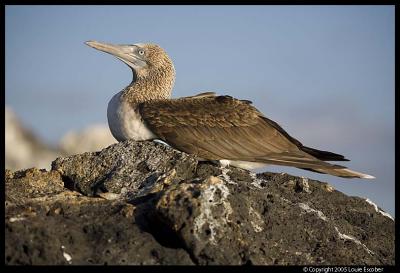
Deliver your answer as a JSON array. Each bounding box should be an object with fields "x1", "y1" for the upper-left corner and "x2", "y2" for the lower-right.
[{"x1": 85, "y1": 40, "x2": 374, "y2": 179}]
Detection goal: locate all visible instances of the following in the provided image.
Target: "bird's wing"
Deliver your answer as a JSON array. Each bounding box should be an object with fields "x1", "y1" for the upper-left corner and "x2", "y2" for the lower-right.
[{"x1": 139, "y1": 95, "x2": 345, "y2": 170}]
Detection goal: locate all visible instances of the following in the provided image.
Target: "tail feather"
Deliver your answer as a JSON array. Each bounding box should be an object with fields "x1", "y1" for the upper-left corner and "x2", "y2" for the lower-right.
[
  {"x1": 251, "y1": 155, "x2": 374, "y2": 179},
  {"x1": 300, "y1": 146, "x2": 349, "y2": 161},
  {"x1": 247, "y1": 149, "x2": 374, "y2": 179},
  {"x1": 303, "y1": 166, "x2": 375, "y2": 179}
]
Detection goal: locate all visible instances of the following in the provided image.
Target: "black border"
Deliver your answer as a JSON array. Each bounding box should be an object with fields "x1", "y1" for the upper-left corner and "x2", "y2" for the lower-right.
[{"x1": 2, "y1": 3, "x2": 398, "y2": 270}]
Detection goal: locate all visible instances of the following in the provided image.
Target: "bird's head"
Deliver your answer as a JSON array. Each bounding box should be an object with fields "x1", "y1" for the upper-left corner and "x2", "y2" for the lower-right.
[{"x1": 85, "y1": 40, "x2": 175, "y2": 80}]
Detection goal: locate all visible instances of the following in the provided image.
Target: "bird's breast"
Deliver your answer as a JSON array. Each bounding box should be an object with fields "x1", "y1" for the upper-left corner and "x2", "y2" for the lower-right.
[{"x1": 107, "y1": 91, "x2": 157, "y2": 142}]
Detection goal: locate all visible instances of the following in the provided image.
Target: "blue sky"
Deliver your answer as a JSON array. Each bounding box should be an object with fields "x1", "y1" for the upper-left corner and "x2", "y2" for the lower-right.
[{"x1": 5, "y1": 5, "x2": 395, "y2": 216}]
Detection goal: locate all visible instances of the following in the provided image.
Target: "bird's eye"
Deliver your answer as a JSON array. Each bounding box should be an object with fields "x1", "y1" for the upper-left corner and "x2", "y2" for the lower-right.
[{"x1": 138, "y1": 50, "x2": 145, "y2": 56}]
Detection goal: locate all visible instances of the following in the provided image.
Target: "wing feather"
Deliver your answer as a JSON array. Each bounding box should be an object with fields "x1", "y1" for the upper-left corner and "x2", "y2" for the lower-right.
[{"x1": 139, "y1": 95, "x2": 345, "y2": 169}]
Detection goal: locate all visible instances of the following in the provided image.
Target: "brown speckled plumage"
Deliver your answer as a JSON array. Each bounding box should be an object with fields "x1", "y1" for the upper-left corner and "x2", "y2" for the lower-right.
[{"x1": 122, "y1": 44, "x2": 175, "y2": 105}]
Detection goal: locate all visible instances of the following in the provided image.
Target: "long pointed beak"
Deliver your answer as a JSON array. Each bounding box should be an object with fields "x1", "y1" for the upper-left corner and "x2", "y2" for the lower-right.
[{"x1": 85, "y1": 40, "x2": 146, "y2": 69}]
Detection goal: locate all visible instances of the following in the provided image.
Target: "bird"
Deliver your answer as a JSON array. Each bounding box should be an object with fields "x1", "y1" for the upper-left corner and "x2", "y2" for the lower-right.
[{"x1": 85, "y1": 40, "x2": 374, "y2": 179}]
